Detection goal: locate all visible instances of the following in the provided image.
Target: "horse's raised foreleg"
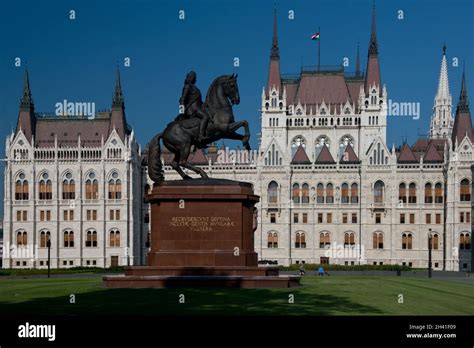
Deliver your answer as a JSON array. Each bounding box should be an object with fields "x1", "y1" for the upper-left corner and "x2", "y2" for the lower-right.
[{"x1": 226, "y1": 120, "x2": 250, "y2": 150}]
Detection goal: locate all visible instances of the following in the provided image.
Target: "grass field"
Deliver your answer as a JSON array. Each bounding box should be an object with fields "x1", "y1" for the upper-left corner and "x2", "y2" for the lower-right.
[{"x1": 0, "y1": 276, "x2": 473, "y2": 316}]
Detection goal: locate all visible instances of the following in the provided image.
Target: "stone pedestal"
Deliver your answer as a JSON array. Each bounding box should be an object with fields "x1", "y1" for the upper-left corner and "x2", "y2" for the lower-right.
[{"x1": 104, "y1": 179, "x2": 299, "y2": 288}]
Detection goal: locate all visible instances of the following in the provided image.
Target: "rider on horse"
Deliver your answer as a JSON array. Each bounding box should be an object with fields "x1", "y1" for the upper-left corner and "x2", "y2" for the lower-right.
[{"x1": 179, "y1": 71, "x2": 209, "y2": 143}]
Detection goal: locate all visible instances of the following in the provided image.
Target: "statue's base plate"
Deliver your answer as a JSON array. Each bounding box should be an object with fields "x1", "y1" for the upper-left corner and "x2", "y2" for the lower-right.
[{"x1": 103, "y1": 266, "x2": 300, "y2": 288}]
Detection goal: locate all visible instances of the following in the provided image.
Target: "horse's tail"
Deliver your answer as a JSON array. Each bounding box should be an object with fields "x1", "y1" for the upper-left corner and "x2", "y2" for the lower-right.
[{"x1": 147, "y1": 132, "x2": 164, "y2": 184}]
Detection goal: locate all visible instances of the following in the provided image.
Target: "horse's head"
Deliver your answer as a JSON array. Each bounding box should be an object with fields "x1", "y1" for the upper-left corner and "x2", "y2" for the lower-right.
[{"x1": 223, "y1": 74, "x2": 240, "y2": 105}]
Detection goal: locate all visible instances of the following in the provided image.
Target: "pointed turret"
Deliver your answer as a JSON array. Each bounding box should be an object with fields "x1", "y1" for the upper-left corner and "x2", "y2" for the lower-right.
[
  {"x1": 430, "y1": 44, "x2": 453, "y2": 139},
  {"x1": 16, "y1": 67, "x2": 36, "y2": 142},
  {"x1": 355, "y1": 42, "x2": 360, "y2": 78},
  {"x1": 267, "y1": 9, "x2": 281, "y2": 95},
  {"x1": 364, "y1": 3, "x2": 381, "y2": 94},
  {"x1": 109, "y1": 66, "x2": 128, "y2": 140},
  {"x1": 452, "y1": 66, "x2": 474, "y2": 147}
]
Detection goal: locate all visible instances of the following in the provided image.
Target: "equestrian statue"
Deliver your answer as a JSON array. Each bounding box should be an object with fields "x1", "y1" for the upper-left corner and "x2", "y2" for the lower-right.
[{"x1": 147, "y1": 71, "x2": 251, "y2": 183}]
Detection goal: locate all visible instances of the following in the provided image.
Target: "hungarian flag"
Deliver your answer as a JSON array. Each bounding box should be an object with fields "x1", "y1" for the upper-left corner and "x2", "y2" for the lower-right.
[{"x1": 311, "y1": 32, "x2": 320, "y2": 40}]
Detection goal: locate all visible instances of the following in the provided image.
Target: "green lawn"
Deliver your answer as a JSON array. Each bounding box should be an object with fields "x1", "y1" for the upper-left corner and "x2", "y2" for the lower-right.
[{"x1": 0, "y1": 276, "x2": 472, "y2": 316}]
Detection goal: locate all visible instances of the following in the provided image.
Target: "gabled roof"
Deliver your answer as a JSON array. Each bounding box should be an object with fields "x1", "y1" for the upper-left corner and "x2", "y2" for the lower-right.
[
  {"x1": 340, "y1": 144, "x2": 360, "y2": 163},
  {"x1": 291, "y1": 145, "x2": 311, "y2": 164},
  {"x1": 397, "y1": 143, "x2": 418, "y2": 163},
  {"x1": 423, "y1": 141, "x2": 444, "y2": 163},
  {"x1": 315, "y1": 144, "x2": 335, "y2": 164},
  {"x1": 188, "y1": 148, "x2": 208, "y2": 165}
]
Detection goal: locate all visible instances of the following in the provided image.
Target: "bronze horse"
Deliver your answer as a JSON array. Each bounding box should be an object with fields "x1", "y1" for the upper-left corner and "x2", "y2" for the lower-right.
[{"x1": 147, "y1": 74, "x2": 250, "y2": 183}]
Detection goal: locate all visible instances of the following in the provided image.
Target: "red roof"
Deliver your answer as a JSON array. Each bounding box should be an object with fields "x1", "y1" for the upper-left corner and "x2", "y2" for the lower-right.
[
  {"x1": 397, "y1": 143, "x2": 418, "y2": 163},
  {"x1": 295, "y1": 73, "x2": 351, "y2": 107},
  {"x1": 188, "y1": 148, "x2": 208, "y2": 165},
  {"x1": 291, "y1": 145, "x2": 311, "y2": 164},
  {"x1": 315, "y1": 145, "x2": 335, "y2": 164},
  {"x1": 340, "y1": 144, "x2": 360, "y2": 163},
  {"x1": 452, "y1": 110, "x2": 474, "y2": 145},
  {"x1": 423, "y1": 141, "x2": 444, "y2": 162}
]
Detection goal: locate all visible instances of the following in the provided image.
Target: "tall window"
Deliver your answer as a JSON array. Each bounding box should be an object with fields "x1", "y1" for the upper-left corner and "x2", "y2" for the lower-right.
[
  {"x1": 326, "y1": 183, "x2": 334, "y2": 204},
  {"x1": 351, "y1": 183, "x2": 359, "y2": 203},
  {"x1": 460, "y1": 179, "x2": 471, "y2": 202},
  {"x1": 16, "y1": 231, "x2": 27, "y2": 246},
  {"x1": 295, "y1": 232, "x2": 306, "y2": 248},
  {"x1": 402, "y1": 233, "x2": 413, "y2": 250},
  {"x1": 40, "y1": 231, "x2": 50, "y2": 248},
  {"x1": 110, "y1": 229, "x2": 121, "y2": 247},
  {"x1": 435, "y1": 183, "x2": 443, "y2": 203},
  {"x1": 424, "y1": 183, "x2": 433, "y2": 203},
  {"x1": 408, "y1": 183, "x2": 417, "y2": 204},
  {"x1": 430, "y1": 233, "x2": 439, "y2": 250},
  {"x1": 399, "y1": 183, "x2": 407, "y2": 203},
  {"x1": 39, "y1": 173, "x2": 52, "y2": 200},
  {"x1": 15, "y1": 173, "x2": 28, "y2": 200},
  {"x1": 316, "y1": 183, "x2": 324, "y2": 204},
  {"x1": 459, "y1": 233, "x2": 471, "y2": 250},
  {"x1": 373, "y1": 232, "x2": 383, "y2": 249},
  {"x1": 292, "y1": 183, "x2": 300, "y2": 204},
  {"x1": 85, "y1": 172, "x2": 99, "y2": 200},
  {"x1": 62, "y1": 173, "x2": 75, "y2": 200},
  {"x1": 291, "y1": 136, "x2": 306, "y2": 157},
  {"x1": 85, "y1": 230, "x2": 98, "y2": 247},
  {"x1": 267, "y1": 232, "x2": 278, "y2": 248},
  {"x1": 320, "y1": 232, "x2": 330, "y2": 248},
  {"x1": 108, "y1": 172, "x2": 122, "y2": 199},
  {"x1": 301, "y1": 183, "x2": 309, "y2": 204},
  {"x1": 267, "y1": 181, "x2": 278, "y2": 203},
  {"x1": 64, "y1": 230, "x2": 74, "y2": 248},
  {"x1": 344, "y1": 232, "x2": 355, "y2": 247},
  {"x1": 374, "y1": 180, "x2": 384, "y2": 203},
  {"x1": 341, "y1": 183, "x2": 349, "y2": 204}
]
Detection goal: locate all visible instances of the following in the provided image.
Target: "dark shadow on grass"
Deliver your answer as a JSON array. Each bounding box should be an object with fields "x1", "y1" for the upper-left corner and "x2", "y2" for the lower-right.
[{"x1": 0, "y1": 285, "x2": 382, "y2": 316}]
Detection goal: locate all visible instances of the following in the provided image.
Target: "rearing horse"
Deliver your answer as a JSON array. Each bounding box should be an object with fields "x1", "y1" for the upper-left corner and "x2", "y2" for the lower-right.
[{"x1": 147, "y1": 74, "x2": 250, "y2": 183}]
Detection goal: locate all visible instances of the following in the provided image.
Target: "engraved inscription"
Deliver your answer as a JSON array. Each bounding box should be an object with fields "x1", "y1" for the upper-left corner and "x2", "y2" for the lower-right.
[{"x1": 169, "y1": 216, "x2": 236, "y2": 231}]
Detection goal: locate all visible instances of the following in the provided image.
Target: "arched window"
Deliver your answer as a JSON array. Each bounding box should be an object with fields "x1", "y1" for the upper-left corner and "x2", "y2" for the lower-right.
[
  {"x1": 460, "y1": 233, "x2": 471, "y2": 250},
  {"x1": 373, "y1": 232, "x2": 383, "y2": 249},
  {"x1": 316, "y1": 183, "x2": 324, "y2": 204},
  {"x1": 430, "y1": 233, "x2": 439, "y2": 250},
  {"x1": 267, "y1": 232, "x2": 278, "y2": 248},
  {"x1": 424, "y1": 183, "x2": 433, "y2": 204},
  {"x1": 374, "y1": 180, "x2": 384, "y2": 203},
  {"x1": 110, "y1": 229, "x2": 120, "y2": 247},
  {"x1": 315, "y1": 136, "x2": 330, "y2": 159},
  {"x1": 64, "y1": 230, "x2": 74, "y2": 248},
  {"x1": 85, "y1": 172, "x2": 98, "y2": 200},
  {"x1": 435, "y1": 182, "x2": 443, "y2": 203},
  {"x1": 399, "y1": 183, "x2": 407, "y2": 203},
  {"x1": 40, "y1": 231, "x2": 50, "y2": 248},
  {"x1": 291, "y1": 136, "x2": 306, "y2": 157},
  {"x1": 295, "y1": 232, "x2": 306, "y2": 248},
  {"x1": 16, "y1": 231, "x2": 27, "y2": 246},
  {"x1": 344, "y1": 232, "x2": 355, "y2": 247},
  {"x1": 351, "y1": 183, "x2": 359, "y2": 203},
  {"x1": 15, "y1": 173, "x2": 28, "y2": 200},
  {"x1": 301, "y1": 183, "x2": 309, "y2": 204},
  {"x1": 460, "y1": 179, "x2": 471, "y2": 201},
  {"x1": 85, "y1": 230, "x2": 98, "y2": 247},
  {"x1": 62, "y1": 173, "x2": 75, "y2": 200},
  {"x1": 319, "y1": 232, "x2": 330, "y2": 249},
  {"x1": 408, "y1": 183, "x2": 417, "y2": 204},
  {"x1": 292, "y1": 183, "x2": 300, "y2": 204},
  {"x1": 267, "y1": 181, "x2": 278, "y2": 203},
  {"x1": 39, "y1": 173, "x2": 52, "y2": 200},
  {"x1": 339, "y1": 135, "x2": 354, "y2": 158},
  {"x1": 326, "y1": 183, "x2": 334, "y2": 204},
  {"x1": 402, "y1": 233, "x2": 413, "y2": 250},
  {"x1": 108, "y1": 172, "x2": 122, "y2": 199},
  {"x1": 341, "y1": 183, "x2": 349, "y2": 204}
]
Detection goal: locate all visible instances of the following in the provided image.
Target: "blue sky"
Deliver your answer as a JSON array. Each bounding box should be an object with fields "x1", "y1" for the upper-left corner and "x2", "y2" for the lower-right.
[{"x1": 0, "y1": 0, "x2": 473, "y2": 216}]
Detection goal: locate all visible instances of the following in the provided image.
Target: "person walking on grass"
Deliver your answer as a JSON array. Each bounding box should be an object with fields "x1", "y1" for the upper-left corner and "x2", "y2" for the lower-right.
[{"x1": 318, "y1": 266, "x2": 325, "y2": 276}]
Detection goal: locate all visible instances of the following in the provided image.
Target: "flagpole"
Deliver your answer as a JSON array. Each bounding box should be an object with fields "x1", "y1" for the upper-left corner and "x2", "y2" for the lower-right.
[{"x1": 317, "y1": 27, "x2": 321, "y2": 72}]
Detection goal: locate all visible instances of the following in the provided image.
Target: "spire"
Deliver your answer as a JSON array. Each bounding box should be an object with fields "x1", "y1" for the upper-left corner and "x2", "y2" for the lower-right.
[
  {"x1": 436, "y1": 44, "x2": 450, "y2": 99},
  {"x1": 267, "y1": 9, "x2": 281, "y2": 94},
  {"x1": 368, "y1": 1, "x2": 378, "y2": 55},
  {"x1": 355, "y1": 41, "x2": 360, "y2": 77},
  {"x1": 112, "y1": 65, "x2": 124, "y2": 108},
  {"x1": 20, "y1": 66, "x2": 33, "y2": 110},
  {"x1": 364, "y1": 2, "x2": 381, "y2": 94},
  {"x1": 457, "y1": 64, "x2": 469, "y2": 113},
  {"x1": 270, "y1": 8, "x2": 279, "y2": 59}
]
